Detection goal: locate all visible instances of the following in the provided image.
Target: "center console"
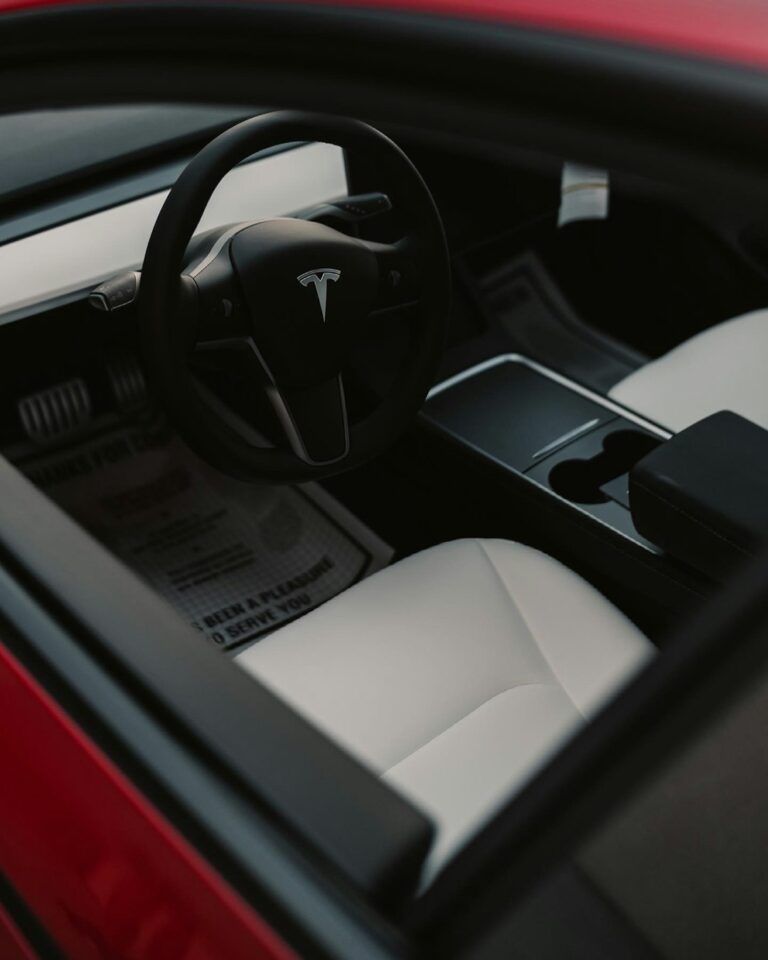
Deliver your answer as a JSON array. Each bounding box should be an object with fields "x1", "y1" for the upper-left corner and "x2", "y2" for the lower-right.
[{"x1": 424, "y1": 355, "x2": 671, "y2": 553}]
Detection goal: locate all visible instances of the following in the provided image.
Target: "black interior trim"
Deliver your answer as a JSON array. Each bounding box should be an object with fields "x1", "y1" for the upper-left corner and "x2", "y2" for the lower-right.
[{"x1": 472, "y1": 863, "x2": 660, "y2": 959}]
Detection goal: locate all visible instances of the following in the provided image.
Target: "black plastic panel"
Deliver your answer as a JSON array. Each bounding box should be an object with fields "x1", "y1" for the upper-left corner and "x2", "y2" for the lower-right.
[
  {"x1": 527, "y1": 422, "x2": 660, "y2": 549},
  {"x1": 425, "y1": 359, "x2": 663, "y2": 551},
  {"x1": 426, "y1": 362, "x2": 613, "y2": 471}
]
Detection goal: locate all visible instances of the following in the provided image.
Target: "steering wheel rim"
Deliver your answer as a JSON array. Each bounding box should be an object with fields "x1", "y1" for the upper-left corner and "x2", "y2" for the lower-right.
[{"x1": 139, "y1": 111, "x2": 450, "y2": 482}]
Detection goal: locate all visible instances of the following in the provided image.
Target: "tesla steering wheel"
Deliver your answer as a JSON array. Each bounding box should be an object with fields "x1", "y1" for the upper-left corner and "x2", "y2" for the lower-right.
[{"x1": 139, "y1": 112, "x2": 450, "y2": 482}]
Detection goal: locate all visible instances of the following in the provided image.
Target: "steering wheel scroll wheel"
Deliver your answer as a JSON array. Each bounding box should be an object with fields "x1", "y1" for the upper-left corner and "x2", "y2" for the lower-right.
[{"x1": 139, "y1": 111, "x2": 450, "y2": 482}]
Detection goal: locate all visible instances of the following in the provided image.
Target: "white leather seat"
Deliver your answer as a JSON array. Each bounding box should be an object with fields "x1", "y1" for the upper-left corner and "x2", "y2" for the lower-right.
[
  {"x1": 236, "y1": 538, "x2": 652, "y2": 883},
  {"x1": 609, "y1": 308, "x2": 768, "y2": 433}
]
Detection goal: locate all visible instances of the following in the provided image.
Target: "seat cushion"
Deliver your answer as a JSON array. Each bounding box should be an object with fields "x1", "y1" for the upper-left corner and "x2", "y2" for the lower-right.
[
  {"x1": 236, "y1": 538, "x2": 652, "y2": 882},
  {"x1": 609, "y1": 308, "x2": 768, "y2": 432}
]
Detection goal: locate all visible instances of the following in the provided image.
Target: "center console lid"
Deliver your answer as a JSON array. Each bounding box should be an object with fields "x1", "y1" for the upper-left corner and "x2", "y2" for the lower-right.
[{"x1": 630, "y1": 411, "x2": 768, "y2": 579}]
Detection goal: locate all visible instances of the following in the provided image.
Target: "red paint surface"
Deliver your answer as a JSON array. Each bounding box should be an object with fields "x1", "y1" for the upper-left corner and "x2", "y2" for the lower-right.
[
  {"x1": 1, "y1": 0, "x2": 768, "y2": 69},
  {"x1": 0, "y1": 903, "x2": 38, "y2": 960},
  {"x1": 0, "y1": 640, "x2": 296, "y2": 960}
]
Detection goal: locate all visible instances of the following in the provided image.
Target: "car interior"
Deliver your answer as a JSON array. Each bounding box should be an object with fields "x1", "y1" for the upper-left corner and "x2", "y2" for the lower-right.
[{"x1": 5, "y1": 97, "x2": 768, "y2": 954}]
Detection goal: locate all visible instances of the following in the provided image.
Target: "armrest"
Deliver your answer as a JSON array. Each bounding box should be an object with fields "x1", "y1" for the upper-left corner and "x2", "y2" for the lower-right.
[{"x1": 629, "y1": 411, "x2": 768, "y2": 579}]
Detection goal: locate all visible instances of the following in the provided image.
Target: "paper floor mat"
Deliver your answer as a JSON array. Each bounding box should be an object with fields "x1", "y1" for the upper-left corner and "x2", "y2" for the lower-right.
[{"x1": 21, "y1": 421, "x2": 393, "y2": 652}]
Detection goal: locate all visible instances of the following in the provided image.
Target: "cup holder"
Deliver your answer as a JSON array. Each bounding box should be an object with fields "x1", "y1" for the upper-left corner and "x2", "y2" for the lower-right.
[{"x1": 548, "y1": 429, "x2": 660, "y2": 505}]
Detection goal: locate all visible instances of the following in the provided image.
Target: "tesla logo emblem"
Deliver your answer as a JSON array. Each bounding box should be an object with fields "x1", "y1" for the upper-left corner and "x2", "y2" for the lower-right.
[{"x1": 297, "y1": 268, "x2": 341, "y2": 322}]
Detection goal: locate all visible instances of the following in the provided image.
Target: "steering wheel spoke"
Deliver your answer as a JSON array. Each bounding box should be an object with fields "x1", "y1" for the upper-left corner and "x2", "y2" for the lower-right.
[
  {"x1": 265, "y1": 375, "x2": 350, "y2": 466},
  {"x1": 195, "y1": 303, "x2": 252, "y2": 345},
  {"x1": 184, "y1": 235, "x2": 254, "y2": 346},
  {"x1": 191, "y1": 334, "x2": 263, "y2": 381}
]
